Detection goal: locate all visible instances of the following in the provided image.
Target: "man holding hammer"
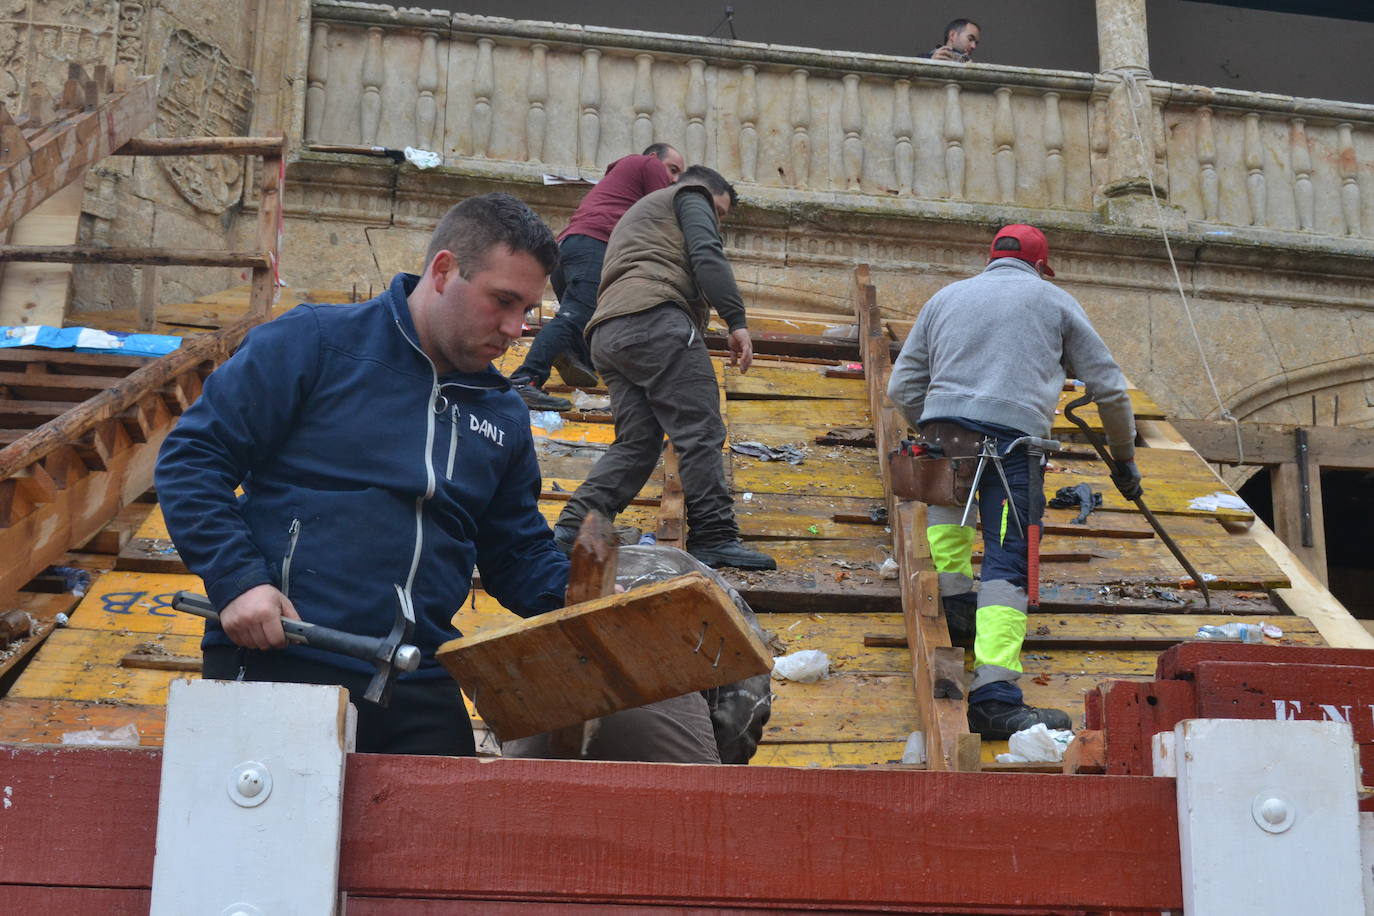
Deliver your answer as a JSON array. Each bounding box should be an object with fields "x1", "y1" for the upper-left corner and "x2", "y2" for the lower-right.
[
  {"x1": 156, "y1": 194, "x2": 571, "y2": 755},
  {"x1": 887, "y1": 224, "x2": 1142, "y2": 740}
]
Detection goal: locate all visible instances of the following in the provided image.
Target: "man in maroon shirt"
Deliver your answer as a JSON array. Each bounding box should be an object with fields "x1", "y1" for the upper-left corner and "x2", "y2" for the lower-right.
[{"x1": 512, "y1": 143, "x2": 685, "y2": 410}]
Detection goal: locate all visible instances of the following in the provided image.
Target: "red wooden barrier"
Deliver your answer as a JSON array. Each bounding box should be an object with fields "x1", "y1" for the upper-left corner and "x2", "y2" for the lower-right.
[{"x1": 0, "y1": 746, "x2": 1182, "y2": 913}]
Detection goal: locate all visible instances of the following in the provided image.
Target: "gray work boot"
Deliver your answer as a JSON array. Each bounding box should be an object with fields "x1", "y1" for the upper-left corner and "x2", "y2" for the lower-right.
[
  {"x1": 552, "y1": 351, "x2": 600, "y2": 388},
  {"x1": 514, "y1": 380, "x2": 572, "y2": 412},
  {"x1": 966, "y1": 699, "x2": 1072, "y2": 741},
  {"x1": 688, "y1": 540, "x2": 777, "y2": 571}
]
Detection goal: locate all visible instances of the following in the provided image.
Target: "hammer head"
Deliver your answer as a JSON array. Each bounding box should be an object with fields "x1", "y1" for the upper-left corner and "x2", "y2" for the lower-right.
[{"x1": 363, "y1": 590, "x2": 419, "y2": 707}]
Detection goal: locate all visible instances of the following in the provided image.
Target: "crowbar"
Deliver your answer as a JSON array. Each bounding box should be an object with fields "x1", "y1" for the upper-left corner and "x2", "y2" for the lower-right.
[{"x1": 1063, "y1": 393, "x2": 1211, "y2": 608}]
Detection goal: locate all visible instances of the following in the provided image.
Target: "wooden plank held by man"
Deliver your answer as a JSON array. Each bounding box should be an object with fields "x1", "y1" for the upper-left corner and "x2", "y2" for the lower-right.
[{"x1": 437, "y1": 512, "x2": 772, "y2": 741}]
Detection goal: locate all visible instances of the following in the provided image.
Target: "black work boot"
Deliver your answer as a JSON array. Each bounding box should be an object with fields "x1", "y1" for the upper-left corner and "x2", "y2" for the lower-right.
[
  {"x1": 942, "y1": 593, "x2": 976, "y2": 645},
  {"x1": 967, "y1": 699, "x2": 1072, "y2": 741},
  {"x1": 513, "y1": 379, "x2": 572, "y2": 412},
  {"x1": 552, "y1": 351, "x2": 600, "y2": 388},
  {"x1": 688, "y1": 540, "x2": 777, "y2": 571}
]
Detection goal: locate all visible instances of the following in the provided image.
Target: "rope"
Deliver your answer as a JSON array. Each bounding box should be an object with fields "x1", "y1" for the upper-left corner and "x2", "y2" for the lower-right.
[{"x1": 1111, "y1": 68, "x2": 1245, "y2": 464}]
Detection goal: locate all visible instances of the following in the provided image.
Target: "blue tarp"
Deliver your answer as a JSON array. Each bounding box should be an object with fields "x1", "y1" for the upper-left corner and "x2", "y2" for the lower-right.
[{"x1": 0, "y1": 325, "x2": 183, "y2": 358}]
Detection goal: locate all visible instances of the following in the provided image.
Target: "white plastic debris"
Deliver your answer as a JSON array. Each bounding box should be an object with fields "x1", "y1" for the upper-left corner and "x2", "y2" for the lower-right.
[
  {"x1": 1188, "y1": 491, "x2": 1252, "y2": 513},
  {"x1": 1260, "y1": 622, "x2": 1284, "y2": 639},
  {"x1": 1195, "y1": 622, "x2": 1264, "y2": 644},
  {"x1": 901, "y1": 731, "x2": 926, "y2": 765},
  {"x1": 53, "y1": 612, "x2": 69, "y2": 627},
  {"x1": 994, "y1": 723, "x2": 1074, "y2": 763},
  {"x1": 60, "y1": 723, "x2": 140, "y2": 747},
  {"x1": 529, "y1": 410, "x2": 564, "y2": 433},
  {"x1": 571, "y1": 389, "x2": 611, "y2": 410},
  {"x1": 742, "y1": 492, "x2": 753, "y2": 501},
  {"x1": 403, "y1": 146, "x2": 442, "y2": 169},
  {"x1": 771, "y1": 649, "x2": 830, "y2": 683},
  {"x1": 878, "y1": 557, "x2": 899, "y2": 580}
]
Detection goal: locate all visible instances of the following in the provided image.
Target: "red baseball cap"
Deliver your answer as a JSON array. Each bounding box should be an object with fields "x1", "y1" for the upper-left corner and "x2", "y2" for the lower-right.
[{"x1": 989, "y1": 224, "x2": 1055, "y2": 277}]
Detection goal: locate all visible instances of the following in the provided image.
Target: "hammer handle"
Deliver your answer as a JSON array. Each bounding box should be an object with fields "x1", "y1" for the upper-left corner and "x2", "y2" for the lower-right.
[{"x1": 173, "y1": 591, "x2": 389, "y2": 664}]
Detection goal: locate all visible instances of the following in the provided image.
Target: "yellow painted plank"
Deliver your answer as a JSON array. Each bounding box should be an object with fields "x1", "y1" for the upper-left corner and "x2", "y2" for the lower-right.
[
  {"x1": 7, "y1": 627, "x2": 201, "y2": 705},
  {"x1": 1047, "y1": 448, "x2": 1253, "y2": 521},
  {"x1": 68, "y1": 570, "x2": 205, "y2": 636},
  {"x1": 728, "y1": 398, "x2": 872, "y2": 431},
  {"x1": 750, "y1": 741, "x2": 910, "y2": 767},
  {"x1": 732, "y1": 455, "x2": 884, "y2": 499},
  {"x1": 132, "y1": 504, "x2": 170, "y2": 540},
  {"x1": 0, "y1": 697, "x2": 168, "y2": 747},
  {"x1": 725, "y1": 364, "x2": 866, "y2": 400},
  {"x1": 760, "y1": 612, "x2": 908, "y2": 676},
  {"x1": 763, "y1": 672, "x2": 918, "y2": 743}
]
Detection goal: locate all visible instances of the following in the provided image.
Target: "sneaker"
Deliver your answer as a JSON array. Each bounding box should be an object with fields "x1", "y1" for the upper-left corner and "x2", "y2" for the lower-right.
[
  {"x1": 514, "y1": 380, "x2": 572, "y2": 411},
  {"x1": 552, "y1": 351, "x2": 600, "y2": 388},
  {"x1": 967, "y1": 698, "x2": 1072, "y2": 741},
  {"x1": 942, "y1": 593, "x2": 976, "y2": 644},
  {"x1": 552, "y1": 525, "x2": 578, "y2": 554},
  {"x1": 687, "y1": 540, "x2": 777, "y2": 571}
]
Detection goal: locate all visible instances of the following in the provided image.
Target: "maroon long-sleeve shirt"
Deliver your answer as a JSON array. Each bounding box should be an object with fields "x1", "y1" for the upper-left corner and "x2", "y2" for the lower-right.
[{"x1": 558, "y1": 154, "x2": 674, "y2": 244}]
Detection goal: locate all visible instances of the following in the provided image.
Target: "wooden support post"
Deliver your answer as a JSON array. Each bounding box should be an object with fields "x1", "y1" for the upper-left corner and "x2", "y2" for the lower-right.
[
  {"x1": 0, "y1": 178, "x2": 85, "y2": 326},
  {"x1": 137, "y1": 266, "x2": 160, "y2": 331},
  {"x1": 655, "y1": 443, "x2": 685, "y2": 546},
  {"x1": 1273, "y1": 454, "x2": 1328, "y2": 586},
  {"x1": 249, "y1": 152, "x2": 284, "y2": 321},
  {"x1": 854, "y1": 264, "x2": 977, "y2": 771}
]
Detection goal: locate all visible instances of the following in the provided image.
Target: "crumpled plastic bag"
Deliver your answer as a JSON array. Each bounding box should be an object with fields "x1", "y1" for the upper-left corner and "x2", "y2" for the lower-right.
[
  {"x1": 571, "y1": 389, "x2": 611, "y2": 410},
  {"x1": 529, "y1": 410, "x2": 564, "y2": 433},
  {"x1": 60, "y1": 723, "x2": 140, "y2": 747},
  {"x1": 771, "y1": 649, "x2": 830, "y2": 683},
  {"x1": 403, "y1": 146, "x2": 442, "y2": 169},
  {"x1": 995, "y1": 722, "x2": 1074, "y2": 763}
]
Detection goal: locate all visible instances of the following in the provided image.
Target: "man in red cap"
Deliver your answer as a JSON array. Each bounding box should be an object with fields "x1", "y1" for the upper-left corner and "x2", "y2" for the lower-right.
[{"x1": 886, "y1": 224, "x2": 1141, "y2": 740}]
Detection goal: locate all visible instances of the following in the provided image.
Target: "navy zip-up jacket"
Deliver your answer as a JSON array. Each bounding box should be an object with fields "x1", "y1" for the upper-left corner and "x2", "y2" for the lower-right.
[{"x1": 155, "y1": 273, "x2": 569, "y2": 678}]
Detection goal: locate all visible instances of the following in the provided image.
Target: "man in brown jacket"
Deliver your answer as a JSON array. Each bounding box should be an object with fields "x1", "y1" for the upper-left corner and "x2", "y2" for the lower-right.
[{"x1": 552, "y1": 166, "x2": 775, "y2": 570}]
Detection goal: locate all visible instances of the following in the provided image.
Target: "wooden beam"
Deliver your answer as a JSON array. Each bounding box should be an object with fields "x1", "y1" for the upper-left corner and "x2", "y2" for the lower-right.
[
  {"x1": 115, "y1": 136, "x2": 287, "y2": 157},
  {"x1": 1172, "y1": 418, "x2": 1374, "y2": 470},
  {"x1": 0, "y1": 178, "x2": 84, "y2": 326},
  {"x1": 0, "y1": 75, "x2": 156, "y2": 231},
  {"x1": 1273, "y1": 458, "x2": 1328, "y2": 586},
  {"x1": 655, "y1": 443, "x2": 685, "y2": 546},
  {"x1": 438, "y1": 573, "x2": 772, "y2": 740},
  {"x1": 0, "y1": 246, "x2": 271, "y2": 269},
  {"x1": 249, "y1": 155, "x2": 283, "y2": 320}
]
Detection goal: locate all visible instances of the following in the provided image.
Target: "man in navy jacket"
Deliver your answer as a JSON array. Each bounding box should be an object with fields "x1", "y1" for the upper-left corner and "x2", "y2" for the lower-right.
[{"x1": 156, "y1": 194, "x2": 570, "y2": 755}]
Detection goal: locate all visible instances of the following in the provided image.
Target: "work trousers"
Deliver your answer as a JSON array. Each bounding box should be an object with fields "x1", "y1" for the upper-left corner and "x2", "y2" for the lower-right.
[
  {"x1": 511, "y1": 234, "x2": 605, "y2": 387},
  {"x1": 203, "y1": 645, "x2": 477, "y2": 756},
  {"x1": 923, "y1": 425, "x2": 1044, "y2": 706},
  {"x1": 556, "y1": 304, "x2": 738, "y2": 546},
  {"x1": 501, "y1": 692, "x2": 721, "y2": 763}
]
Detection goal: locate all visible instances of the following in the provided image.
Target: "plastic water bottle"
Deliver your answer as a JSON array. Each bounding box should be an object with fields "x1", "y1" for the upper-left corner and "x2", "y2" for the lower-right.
[{"x1": 1194, "y1": 622, "x2": 1264, "y2": 644}]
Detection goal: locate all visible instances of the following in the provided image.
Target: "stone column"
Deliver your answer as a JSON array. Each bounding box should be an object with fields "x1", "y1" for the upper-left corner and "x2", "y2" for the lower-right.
[{"x1": 1095, "y1": 0, "x2": 1177, "y2": 226}]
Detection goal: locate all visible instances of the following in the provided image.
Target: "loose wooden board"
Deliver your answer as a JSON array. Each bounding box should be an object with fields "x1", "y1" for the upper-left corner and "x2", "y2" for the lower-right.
[
  {"x1": 0, "y1": 696, "x2": 168, "y2": 747},
  {"x1": 437, "y1": 572, "x2": 773, "y2": 740},
  {"x1": 725, "y1": 364, "x2": 866, "y2": 401},
  {"x1": 5, "y1": 627, "x2": 200, "y2": 705},
  {"x1": 762, "y1": 672, "x2": 919, "y2": 743},
  {"x1": 1046, "y1": 449, "x2": 1252, "y2": 521}
]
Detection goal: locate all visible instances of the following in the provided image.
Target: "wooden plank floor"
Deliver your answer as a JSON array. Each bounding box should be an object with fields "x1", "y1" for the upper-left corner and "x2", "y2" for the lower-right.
[{"x1": 0, "y1": 292, "x2": 1329, "y2": 774}]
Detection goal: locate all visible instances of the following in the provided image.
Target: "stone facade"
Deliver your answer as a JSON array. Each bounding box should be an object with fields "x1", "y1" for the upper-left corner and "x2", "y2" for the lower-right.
[{"x1": 6, "y1": 0, "x2": 1373, "y2": 433}]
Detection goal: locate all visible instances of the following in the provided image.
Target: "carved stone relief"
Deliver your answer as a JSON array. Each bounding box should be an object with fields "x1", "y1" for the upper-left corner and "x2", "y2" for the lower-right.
[{"x1": 155, "y1": 27, "x2": 253, "y2": 213}]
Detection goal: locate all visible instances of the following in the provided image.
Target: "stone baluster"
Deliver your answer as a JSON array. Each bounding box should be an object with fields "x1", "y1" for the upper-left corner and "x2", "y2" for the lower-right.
[
  {"x1": 1043, "y1": 90, "x2": 1065, "y2": 206},
  {"x1": 789, "y1": 69, "x2": 811, "y2": 189},
  {"x1": 578, "y1": 48, "x2": 602, "y2": 170},
  {"x1": 525, "y1": 43, "x2": 548, "y2": 163},
  {"x1": 1152, "y1": 95, "x2": 1167, "y2": 194},
  {"x1": 471, "y1": 38, "x2": 495, "y2": 158},
  {"x1": 1290, "y1": 118, "x2": 1314, "y2": 231},
  {"x1": 841, "y1": 73, "x2": 863, "y2": 191},
  {"x1": 892, "y1": 78, "x2": 914, "y2": 195},
  {"x1": 738, "y1": 65, "x2": 758, "y2": 183},
  {"x1": 685, "y1": 58, "x2": 707, "y2": 165},
  {"x1": 632, "y1": 53, "x2": 656, "y2": 152},
  {"x1": 943, "y1": 81, "x2": 964, "y2": 199},
  {"x1": 1090, "y1": 93, "x2": 1109, "y2": 198},
  {"x1": 1196, "y1": 105, "x2": 1218, "y2": 220},
  {"x1": 993, "y1": 86, "x2": 1016, "y2": 203},
  {"x1": 304, "y1": 21, "x2": 328, "y2": 144},
  {"x1": 415, "y1": 32, "x2": 438, "y2": 151},
  {"x1": 359, "y1": 27, "x2": 384, "y2": 145},
  {"x1": 1243, "y1": 111, "x2": 1265, "y2": 226},
  {"x1": 1338, "y1": 122, "x2": 1362, "y2": 236}
]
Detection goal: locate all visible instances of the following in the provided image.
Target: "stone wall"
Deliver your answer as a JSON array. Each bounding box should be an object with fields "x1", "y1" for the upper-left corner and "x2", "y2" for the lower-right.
[{"x1": 1, "y1": 0, "x2": 307, "y2": 311}]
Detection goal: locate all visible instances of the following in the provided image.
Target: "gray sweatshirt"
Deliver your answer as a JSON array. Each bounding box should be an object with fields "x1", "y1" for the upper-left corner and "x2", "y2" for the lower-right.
[{"x1": 887, "y1": 259, "x2": 1136, "y2": 460}]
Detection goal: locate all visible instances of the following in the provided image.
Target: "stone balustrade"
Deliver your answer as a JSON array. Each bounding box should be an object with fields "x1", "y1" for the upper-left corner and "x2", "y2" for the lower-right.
[{"x1": 302, "y1": 1, "x2": 1374, "y2": 242}]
